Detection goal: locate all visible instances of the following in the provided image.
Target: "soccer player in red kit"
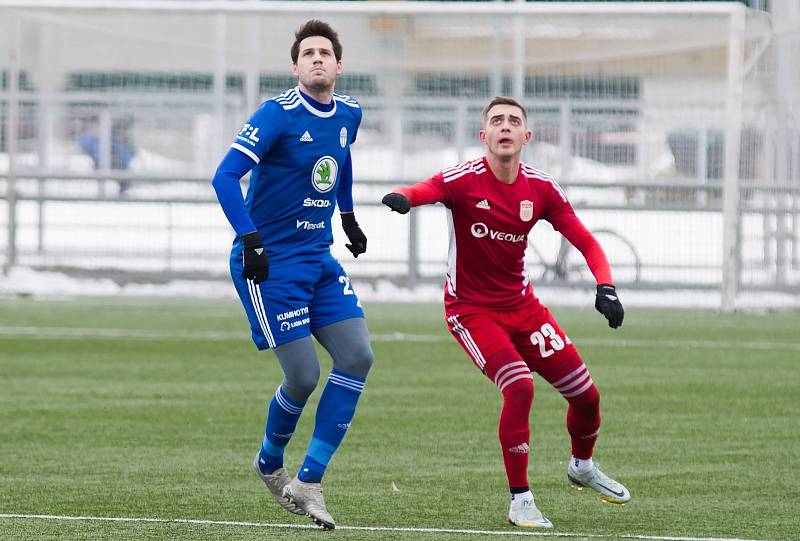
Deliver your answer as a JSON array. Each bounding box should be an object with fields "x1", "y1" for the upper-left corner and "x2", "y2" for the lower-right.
[{"x1": 381, "y1": 96, "x2": 629, "y2": 529}]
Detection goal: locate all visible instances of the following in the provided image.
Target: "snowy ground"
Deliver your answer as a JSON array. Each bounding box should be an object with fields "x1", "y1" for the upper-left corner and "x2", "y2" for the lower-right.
[{"x1": 2, "y1": 266, "x2": 798, "y2": 312}]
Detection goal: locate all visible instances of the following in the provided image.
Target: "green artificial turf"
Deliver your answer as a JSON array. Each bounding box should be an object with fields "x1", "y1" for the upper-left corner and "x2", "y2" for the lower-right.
[{"x1": 1, "y1": 298, "x2": 798, "y2": 540}]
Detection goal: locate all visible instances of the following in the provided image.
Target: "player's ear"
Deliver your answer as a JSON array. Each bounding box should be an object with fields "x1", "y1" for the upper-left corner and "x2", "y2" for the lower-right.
[
  {"x1": 336, "y1": 61, "x2": 343, "y2": 75},
  {"x1": 523, "y1": 129, "x2": 532, "y2": 145},
  {"x1": 291, "y1": 64, "x2": 299, "y2": 77},
  {"x1": 479, "y1": 129, "x2": 487, "y2": 143}
]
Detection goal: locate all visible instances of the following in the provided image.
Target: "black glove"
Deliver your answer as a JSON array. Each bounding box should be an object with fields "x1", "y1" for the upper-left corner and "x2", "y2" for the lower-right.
[
  {"x1": 341, "y1": 213, "x2": 367, "y2": 258},
  {"x1": 595, "y1": 284, "x2": 624, "y2": 329},
  {"x1": 241, "y1": 231, "x2": 269, "y2": 283},
  {"x1": 382, "y1": 192, "x2": 411, "y2": 214}
]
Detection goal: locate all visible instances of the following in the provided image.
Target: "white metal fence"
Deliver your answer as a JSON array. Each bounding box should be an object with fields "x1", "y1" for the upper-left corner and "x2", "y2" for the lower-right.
[{"x1": 1, "y1": 1, "x2": 798, "y2": 309}]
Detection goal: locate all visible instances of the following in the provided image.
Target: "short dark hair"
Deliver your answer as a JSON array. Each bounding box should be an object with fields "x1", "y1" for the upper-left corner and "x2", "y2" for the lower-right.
[
  {"x1": 482, "y1": 96, "x2": 528, "y2": 124},
  {"x1": 291, "y1": 19, "x2": 342, "y2": 64}
]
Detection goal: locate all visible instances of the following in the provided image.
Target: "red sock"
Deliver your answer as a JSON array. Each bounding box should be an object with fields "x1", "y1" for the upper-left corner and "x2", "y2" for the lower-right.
[
  {"x1": 566, "y1": 384, "x2": 600, "y2": 459},
  {"x1": 540, "y1": 353, "x2": 601, "y2": 460},
  {"x1": 499, "y1": 377, "x2": 534, "y2": 487},
  {"x1": 485, "y1": 350, "x2": 534, "y2": 489}
]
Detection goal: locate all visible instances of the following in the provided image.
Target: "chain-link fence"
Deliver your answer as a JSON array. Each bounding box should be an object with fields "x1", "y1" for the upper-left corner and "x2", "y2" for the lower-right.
[{"x1": 1, "y1": 2, "x2": 797, "y2": 309}]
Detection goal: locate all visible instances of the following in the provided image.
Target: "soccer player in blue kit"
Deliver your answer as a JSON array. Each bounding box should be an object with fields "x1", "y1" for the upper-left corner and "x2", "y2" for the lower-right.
[{"x1": 211, "y1": 20, "x2": 373, "y2": 530}]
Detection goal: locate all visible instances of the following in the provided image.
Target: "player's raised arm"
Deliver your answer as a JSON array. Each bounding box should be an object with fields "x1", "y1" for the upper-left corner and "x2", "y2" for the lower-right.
[{"x1": 381, "y1": 174, "x2": 448, "y2": 214}]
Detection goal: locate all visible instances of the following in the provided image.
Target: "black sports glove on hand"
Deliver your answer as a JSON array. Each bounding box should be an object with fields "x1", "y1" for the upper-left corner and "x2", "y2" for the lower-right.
[
  {"x1": 241, "y1": 231, "x2": 269, "y2": 283},
  {"x1": 341, "y1": 213, "x2": 367, "y2": 258},
  {"x1": 595, "y1": 284, "x2": 624, "y2": 329},
  {"x1": 381, "y1": 192, "x2": 411, "y2": 214}
]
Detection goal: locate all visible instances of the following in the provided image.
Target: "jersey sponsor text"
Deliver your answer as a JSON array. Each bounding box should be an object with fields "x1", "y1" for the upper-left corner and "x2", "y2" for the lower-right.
[
  {"x1": 470, "y1": 222, "x2": 525, "y2": 243},
  {"x1": 303, "y1": 198, "x2": 331, "y2": 208},
  {"x1": 296, "y1": 219, "x2": 325, "y2": 230}
]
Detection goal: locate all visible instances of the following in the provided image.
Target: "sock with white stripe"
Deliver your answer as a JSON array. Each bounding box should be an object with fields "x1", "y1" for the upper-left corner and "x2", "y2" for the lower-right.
[
  {"x1": 298, "y1": 369, "x2": 365, "y2": 483},
  {"x1": 257, "y1": 386, "x2": 305, "y2": 475},
  {"x1": 499, "y1": 375, "x2": 534, "y2": 489},
  {"x1": 540, "y1": 353, "x2": 601, "y2": 460},
  {"x1": 485, "y1": 351, "x2": 534, "y2": 490}
]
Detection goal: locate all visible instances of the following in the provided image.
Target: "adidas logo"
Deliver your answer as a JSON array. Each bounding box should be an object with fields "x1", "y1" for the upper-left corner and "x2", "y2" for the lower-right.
[
  {"x1": 508, "y1": 443, "x2": 529, "y2": 454},
  {"x1": 300, "y1": 130, "x2": 313, "y2": 142},
  {"x1": 476, "y1": 199, "x2": 490, "y2": 209}
]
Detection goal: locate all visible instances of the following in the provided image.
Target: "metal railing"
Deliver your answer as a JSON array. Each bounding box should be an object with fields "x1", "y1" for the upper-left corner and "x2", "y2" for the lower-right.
[{"x1": 3, "y1": 172, "x2": 798, "y2": 293}]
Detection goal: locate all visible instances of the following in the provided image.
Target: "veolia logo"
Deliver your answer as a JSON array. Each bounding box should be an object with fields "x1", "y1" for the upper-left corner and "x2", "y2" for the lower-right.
[
  {"x1": 471, "y1": 223, "x2": 489, "y2": 238},
  {"x1": 470, "y1": 222, "x2": 525, "y2": 243}
]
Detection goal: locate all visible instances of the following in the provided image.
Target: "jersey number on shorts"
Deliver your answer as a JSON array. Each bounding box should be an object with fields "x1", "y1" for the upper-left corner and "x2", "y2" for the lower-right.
[
  {"x1": 529, "y1": 323, "x2": 570, "y2": 358},
  {"x1": 339, "y1": 276, "x2": 354, "y2": 296}
]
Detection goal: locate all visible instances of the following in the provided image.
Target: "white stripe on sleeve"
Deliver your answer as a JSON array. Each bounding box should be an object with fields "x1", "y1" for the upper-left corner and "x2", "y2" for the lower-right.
[{"x1": 231, "y1": 143, "x2": 260, "y2": 163}]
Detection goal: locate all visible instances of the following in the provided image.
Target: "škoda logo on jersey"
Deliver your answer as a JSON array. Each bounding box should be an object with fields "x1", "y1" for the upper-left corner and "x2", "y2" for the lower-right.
[
  {"x1": 311, "y1": 156, "x2": 338, "y2": 193},
  {"x1": 520, "y1": 200, "x2": 534, "y2": 222}
]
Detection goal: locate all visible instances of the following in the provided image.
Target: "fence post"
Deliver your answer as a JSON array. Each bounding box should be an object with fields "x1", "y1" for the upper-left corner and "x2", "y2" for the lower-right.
[
  {"x1": 721, "y1": 6, "x2": 745, "y2": 313},
  {"x1": 3, "y1": 14, "x2": 20, "y2": 275},
  {"x1": 407, "y1": 209, "x2": 419, "y2": 287}
]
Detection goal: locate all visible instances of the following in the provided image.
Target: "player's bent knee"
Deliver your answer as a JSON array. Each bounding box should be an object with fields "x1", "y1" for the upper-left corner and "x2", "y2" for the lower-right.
[
  {"x1": 282, "y1": 367, "x2": 320, "y2": 403},
  {"x1": 333, "y1": 343, "x2": 374, "y2": 378},
  {"x1": 567, "y1": 382, "x2": 600, "y2": 411},
  {"x1": 501, "y1": 376, "x2": 533, "y2": 406}
]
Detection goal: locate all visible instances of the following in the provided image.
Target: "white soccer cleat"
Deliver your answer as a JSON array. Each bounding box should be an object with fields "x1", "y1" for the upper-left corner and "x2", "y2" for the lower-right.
[
  {"x1": 252, "y1": 454, "x2": 306, "y2": 515},
  {"x1": 283, "y1": 477, "x2": 336, "y2": 530},
  {"x1": 568, "y1": 464, "x2": 631, "y2": 504},
  {"x1": 507, "y1": 494, "x2": 553, "y2": 528}
]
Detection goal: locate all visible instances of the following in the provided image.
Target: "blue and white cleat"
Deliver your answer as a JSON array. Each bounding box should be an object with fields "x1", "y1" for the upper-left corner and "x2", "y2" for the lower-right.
[{"x1": 568, "y1": 464, "x2": 631, "y2": 504}]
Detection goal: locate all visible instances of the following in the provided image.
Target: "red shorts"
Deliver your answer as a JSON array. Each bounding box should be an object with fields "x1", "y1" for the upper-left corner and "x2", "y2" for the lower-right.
[{"x1": 445, "y1": 301, "x2": 578, "y2": 375}]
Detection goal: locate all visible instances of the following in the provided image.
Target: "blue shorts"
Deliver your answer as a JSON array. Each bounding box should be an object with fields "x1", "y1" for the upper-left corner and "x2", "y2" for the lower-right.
[{"x1": 230, "y1": 250, "x2": 364, "y2": 350}]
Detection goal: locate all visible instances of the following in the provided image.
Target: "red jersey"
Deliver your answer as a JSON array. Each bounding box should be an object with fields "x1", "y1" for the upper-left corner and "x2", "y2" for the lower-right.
[{"x1": 396, "y1": 156, "x2": 612, "y2": 312}]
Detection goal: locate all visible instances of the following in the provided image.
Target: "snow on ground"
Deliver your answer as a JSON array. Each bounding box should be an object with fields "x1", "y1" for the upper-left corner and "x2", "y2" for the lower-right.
[{"x1": 2, "y1": 266, "x2": 798, "y2": 312}]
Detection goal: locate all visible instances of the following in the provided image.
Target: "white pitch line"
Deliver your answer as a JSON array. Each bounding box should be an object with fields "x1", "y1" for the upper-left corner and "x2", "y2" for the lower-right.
[
  {"x1": 0, "y1": 326, "x2": 799, "y2": 352},
  {"x1": 0, "y1": 513, "x2": 778, "y2": 541}
]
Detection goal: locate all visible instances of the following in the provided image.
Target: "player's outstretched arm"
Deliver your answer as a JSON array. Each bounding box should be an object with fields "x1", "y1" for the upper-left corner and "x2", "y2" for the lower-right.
[
  {"x1": 382, "y1": 176, "x2": 449, "y2": 214},
  {"x1": 595, "y1": 284, "x2": 624, "y2": 329},
  {"x1": 341, "y1": 213, "x2": 367, "y2": 258},
  {"x1": 382, "y1": 193, "x2": 411, "y2": 214}
]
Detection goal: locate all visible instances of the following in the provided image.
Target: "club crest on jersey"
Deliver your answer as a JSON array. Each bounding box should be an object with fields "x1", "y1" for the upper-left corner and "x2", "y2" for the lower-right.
[
  {"x1": 312, "y1": 156, "x2": 338, "y2": 193},
  {"x1": 339, "y1": 127, "x2": 348, "y2": 148},
  {"x1": 520, "y1": 200, "x2": 534, "y2": 222}
]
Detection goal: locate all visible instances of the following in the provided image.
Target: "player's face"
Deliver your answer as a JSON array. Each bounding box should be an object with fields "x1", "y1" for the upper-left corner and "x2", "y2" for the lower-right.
[
  {"x1": 292, "y1": 36, "x2": 342, "y2": 94},
  {"x1": 479, "y1": 105, "x2": 532, "y2": 158}
]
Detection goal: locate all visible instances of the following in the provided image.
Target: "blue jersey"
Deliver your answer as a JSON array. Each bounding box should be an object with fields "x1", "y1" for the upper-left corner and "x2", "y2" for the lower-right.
[{"x1": 214, "y1": 87, "x2": 362, "y2": 263}]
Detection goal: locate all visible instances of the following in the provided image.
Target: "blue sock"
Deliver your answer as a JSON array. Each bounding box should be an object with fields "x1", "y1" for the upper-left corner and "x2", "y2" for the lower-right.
[
  {"x1": 257, "y1": 386, "x2": 304, "y2": 475},
  {"x1": 298, "y1": 369, "x2": 365, "y2": 483}
]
